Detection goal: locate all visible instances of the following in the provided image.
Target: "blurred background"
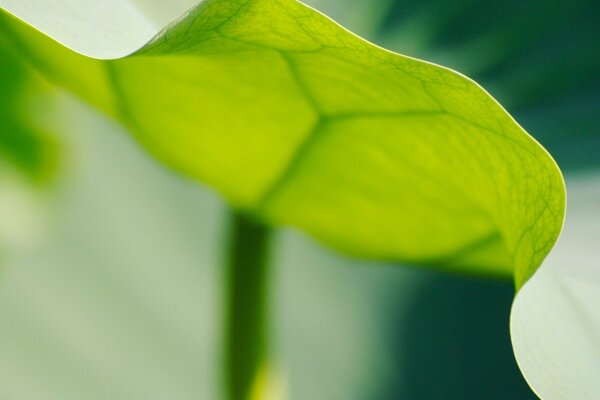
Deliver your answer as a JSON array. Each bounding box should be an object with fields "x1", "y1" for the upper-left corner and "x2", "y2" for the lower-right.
[{"x1": 0, "y1": 0, "x2": 598, "y2": 399}]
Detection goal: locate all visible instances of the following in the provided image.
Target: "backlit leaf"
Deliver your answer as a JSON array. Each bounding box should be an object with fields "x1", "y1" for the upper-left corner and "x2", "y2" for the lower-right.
[
  {"x1": 0, "y1": 0, "x2": 565, "y2": 286},
  {"x1": 0, "y1": 1, "x2": 575, "y2": 397}
]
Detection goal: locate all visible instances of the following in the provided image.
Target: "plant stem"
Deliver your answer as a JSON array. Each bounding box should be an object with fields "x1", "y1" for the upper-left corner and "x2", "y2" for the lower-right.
[{"x1": 224, "y1": 211, "x2": 273, "y2": 400}]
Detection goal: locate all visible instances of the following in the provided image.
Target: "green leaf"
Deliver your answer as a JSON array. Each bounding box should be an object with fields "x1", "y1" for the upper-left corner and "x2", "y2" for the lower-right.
[
  {"x1": 0, "y1": 0, "x2": 565, "y2": 288},
  {"x1": 0, "y1": 36, "x2": 56, "y2": 182},
  {"x1": 0, "y1": 38, "x2": 55, "y2": 253}
]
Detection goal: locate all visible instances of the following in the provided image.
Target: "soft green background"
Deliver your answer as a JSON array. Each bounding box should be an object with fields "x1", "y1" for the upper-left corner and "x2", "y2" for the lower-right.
[{"x1": 0, "y1": 0, "x2": 597, "y2": 399}]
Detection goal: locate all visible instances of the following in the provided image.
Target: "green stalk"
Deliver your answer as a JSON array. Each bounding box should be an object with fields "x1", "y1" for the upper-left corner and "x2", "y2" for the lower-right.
[{"x1": 224, "y1": 211, "x2": 273, "y2": 400}]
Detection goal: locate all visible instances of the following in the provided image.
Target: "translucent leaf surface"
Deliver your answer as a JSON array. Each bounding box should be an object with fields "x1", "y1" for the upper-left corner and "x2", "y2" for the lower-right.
[
  {"x1": 0, "y1": 0, "x2": 574, "y2": 397},
  {"x1": 0, "y1": 0, "x2": 565, "y2": 285}
]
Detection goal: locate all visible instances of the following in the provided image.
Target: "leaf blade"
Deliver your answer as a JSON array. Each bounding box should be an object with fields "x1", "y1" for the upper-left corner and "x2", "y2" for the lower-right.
[{"x1": 0, "y1": 0, "x2": 565, "y2": 283}]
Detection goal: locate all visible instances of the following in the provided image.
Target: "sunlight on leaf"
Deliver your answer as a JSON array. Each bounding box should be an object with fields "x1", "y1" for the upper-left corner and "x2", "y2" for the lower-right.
[
  {"x1": 0, "y1": 0, "x2": 573, "y2": 397},
  {"x1": 0, "y1": 0, "x2": 565, "y2": 283}
]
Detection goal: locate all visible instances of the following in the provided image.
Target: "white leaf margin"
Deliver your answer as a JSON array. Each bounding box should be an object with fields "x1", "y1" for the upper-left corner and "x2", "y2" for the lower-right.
[
  {"x1": 0, "y1": 0, "x2": 197, "y2": 59},
  {"x1": 512, "y1": 172, "x2": 600, "y2": 400}
]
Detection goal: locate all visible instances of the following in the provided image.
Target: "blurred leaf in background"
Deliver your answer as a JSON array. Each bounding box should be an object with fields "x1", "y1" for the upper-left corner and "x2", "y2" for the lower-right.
[
  {"x1": 0, "y1": 36, "x2": 56, "y2": 255},
  {"x1": 0, "y1": 37, "x2": 55, "y2": 181}
]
